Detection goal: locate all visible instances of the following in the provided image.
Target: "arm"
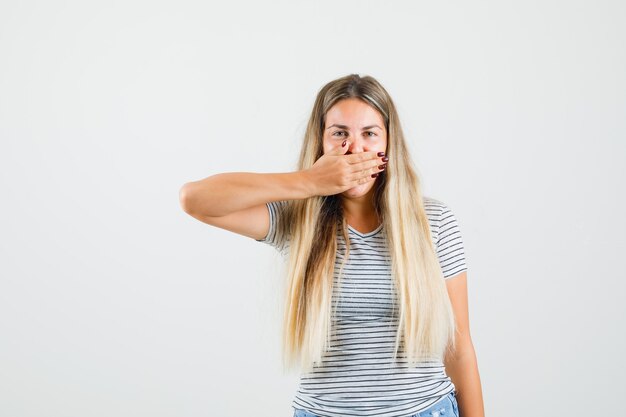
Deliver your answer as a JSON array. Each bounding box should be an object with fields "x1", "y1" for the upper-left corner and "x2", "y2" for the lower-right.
[
  {"x1": 178, "y1": 144, "x2": 385, "y2": 240},
  {"x1": 180, "y1": 171, "x2": 315, "y2": 216},
  {"x1": 444, "y1": 271, "x2": 485, "y2": 417},
  {"x1": 179, "y1": 171, "x2": 315, "y2": 240}
]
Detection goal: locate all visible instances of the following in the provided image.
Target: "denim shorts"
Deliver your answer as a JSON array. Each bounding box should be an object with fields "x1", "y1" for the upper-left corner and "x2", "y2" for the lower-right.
[{"x1": 293, "y1": 391, "x2": 459, "y2": 417}]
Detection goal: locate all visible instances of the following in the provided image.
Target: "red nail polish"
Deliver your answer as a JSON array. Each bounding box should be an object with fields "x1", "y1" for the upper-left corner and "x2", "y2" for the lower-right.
[
  {"x1": 371, "y1": 173, "x2": 379, "y2": 178},
  {"x1": 342, "y1": 140, "x2": 347, "y2": 147}
]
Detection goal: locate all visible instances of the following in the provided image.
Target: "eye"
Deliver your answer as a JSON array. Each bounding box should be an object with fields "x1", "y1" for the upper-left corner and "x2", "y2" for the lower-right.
[
  {"x1": 332, "y1": 131, "x2": 347, "y2": 137},
  {"x1": 365, "y1": 131, "x2": 376, "y2": 137}
]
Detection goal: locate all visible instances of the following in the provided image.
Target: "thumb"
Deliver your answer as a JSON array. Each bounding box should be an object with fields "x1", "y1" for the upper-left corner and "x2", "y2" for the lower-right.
[{"x1": 329, "y1": 139, "x2": 350, "y2": 155}]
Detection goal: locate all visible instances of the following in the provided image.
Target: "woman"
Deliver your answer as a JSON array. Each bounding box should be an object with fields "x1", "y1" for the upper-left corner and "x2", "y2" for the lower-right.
[{"x1": 179, "y1": 74, "x2": 484, "y2": 417}]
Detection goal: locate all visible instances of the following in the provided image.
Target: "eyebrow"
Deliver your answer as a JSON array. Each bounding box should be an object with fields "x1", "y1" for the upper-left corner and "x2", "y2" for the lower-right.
[{"x1": 326, "y1": 124, "x2": 383, "y2": 130}]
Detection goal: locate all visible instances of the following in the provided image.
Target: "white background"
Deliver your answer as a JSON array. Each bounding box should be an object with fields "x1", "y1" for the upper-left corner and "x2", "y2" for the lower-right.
[{"x1": 1, "y1": 1, "x2": 624, "y2": 416}]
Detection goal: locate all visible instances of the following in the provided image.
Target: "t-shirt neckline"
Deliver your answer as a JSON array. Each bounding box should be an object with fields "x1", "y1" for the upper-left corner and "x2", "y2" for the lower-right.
[{"x1": 347, "y1": 223, "x2": 384, "y2": 239}]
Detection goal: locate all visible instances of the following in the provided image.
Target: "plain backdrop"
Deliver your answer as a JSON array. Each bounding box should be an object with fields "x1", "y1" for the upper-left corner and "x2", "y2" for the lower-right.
[{"x1": 1, "y1": 1, "x2": 624, "y2": 416}]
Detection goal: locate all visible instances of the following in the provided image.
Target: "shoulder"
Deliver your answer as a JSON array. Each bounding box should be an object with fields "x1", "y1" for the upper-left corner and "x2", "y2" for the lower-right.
[
  {"x1": 422, "y1": 195, "x2": 447, "y2": 211},
  {"x1": 423, "y1": 195, "x2": 468, "y2": 278},
  {"x1": 267, "y1": 200, "x2": 289, "y2": 211},
  {"x1": 422, "y1": 195, "x2": 448, "y2": 225},
  {"x1": 265, "y1": 200, "x2": 290, "y2": 221},
  {"x1": 422, "y1": 195, "x2": 463, "y2": 243}
]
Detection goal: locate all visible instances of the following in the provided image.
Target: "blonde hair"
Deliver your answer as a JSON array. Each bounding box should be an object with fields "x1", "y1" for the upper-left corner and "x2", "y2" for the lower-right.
[{"x1": 275, "y1": 74, "x2": 456, "y2": 373}]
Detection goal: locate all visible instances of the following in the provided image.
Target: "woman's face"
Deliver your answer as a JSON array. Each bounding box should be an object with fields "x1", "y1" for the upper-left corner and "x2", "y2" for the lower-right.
[{"x1": 322, "y1": 97, "x2": 388, "y2": 200}]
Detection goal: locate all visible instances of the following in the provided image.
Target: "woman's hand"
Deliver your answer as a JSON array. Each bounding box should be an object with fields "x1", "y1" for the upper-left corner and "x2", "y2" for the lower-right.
[{"x1": 303, "y1": 140, "x2": 388, "y2": 197}]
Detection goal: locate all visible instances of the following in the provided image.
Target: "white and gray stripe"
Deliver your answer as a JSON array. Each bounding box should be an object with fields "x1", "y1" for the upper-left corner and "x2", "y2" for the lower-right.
[{"x1": 256, "y1": 196, "x2": 468, "y2": 417}]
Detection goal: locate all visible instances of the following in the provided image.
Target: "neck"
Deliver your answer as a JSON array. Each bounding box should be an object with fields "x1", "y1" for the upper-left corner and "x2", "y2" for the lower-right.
[{"x1": 341, "y1": 187, "x2": 379, "y2": 223}]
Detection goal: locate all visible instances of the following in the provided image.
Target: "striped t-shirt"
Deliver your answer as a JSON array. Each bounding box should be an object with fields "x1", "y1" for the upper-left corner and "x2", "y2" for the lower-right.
[{"x1": 256, "y1": 196, "x2": 468, "y2": 417}]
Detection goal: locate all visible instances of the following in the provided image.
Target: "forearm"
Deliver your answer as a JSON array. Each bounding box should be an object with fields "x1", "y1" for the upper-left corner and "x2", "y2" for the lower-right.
[
  {"x1": 445, "y1": 346, "x2": 485, "y2": 417},
  {"x1": 180, "y1": 171, "x2": 314, "y2": 217}
]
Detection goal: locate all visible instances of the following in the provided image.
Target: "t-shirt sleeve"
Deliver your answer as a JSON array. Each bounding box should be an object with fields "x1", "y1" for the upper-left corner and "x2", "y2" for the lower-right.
[
  {"x1": 255, "y1": 200, "x2": 289, "y2": 255},
  {"x1": 435, "y1": 202, "x2": 468, "y2": 280}
]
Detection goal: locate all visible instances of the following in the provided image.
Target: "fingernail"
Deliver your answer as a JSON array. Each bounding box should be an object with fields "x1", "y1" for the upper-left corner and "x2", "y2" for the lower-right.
[
  {"x1": 342, "y1": 140, "x2": 347, "y2": 147},
  {"x1": 377, "y1": 152, "x2": 385, "y2": 156},
  {"x1": 382, "y1": 156, "x2": 389, "y2": 162},
  {"x1": 378, "y1": 164, "x2": 387, "y2": 169},
  {"x1": 371, "y1": 173, "x2": 379, "y2": 178}
]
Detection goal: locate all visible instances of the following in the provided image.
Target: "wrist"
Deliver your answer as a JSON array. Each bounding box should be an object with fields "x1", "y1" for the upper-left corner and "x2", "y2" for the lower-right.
[{"x1": 294, "y1": 169, "x2": 317, "y2": 199}]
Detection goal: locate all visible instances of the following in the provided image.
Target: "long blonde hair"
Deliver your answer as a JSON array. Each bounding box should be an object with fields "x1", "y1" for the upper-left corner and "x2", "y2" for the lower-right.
[{"x1": 275, "y1": 74, "x2": 456, "y2": 373}]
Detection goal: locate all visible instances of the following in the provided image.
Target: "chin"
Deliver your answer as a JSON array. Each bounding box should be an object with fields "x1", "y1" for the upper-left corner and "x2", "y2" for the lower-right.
[{"x1": 341, "y1": 183, "x2": 374, "y2": 199}]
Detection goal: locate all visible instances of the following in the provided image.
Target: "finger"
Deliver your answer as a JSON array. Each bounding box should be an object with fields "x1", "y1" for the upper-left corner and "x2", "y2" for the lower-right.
[
  {"x1": 348, "y1": 164, "x2": 385, "y2": 183},
  {"x1": 353, "y1": 172, "x2": 378, "y2": 186},
  {"x1": 328, "y1": 139, "x2": 351, "y2": 156},
  {"x1": 350, "y1": 158, "x2": 387, "y2": 173},
  {"x1": 345, "y1": 150, "x2": 384, "y2": 164}
]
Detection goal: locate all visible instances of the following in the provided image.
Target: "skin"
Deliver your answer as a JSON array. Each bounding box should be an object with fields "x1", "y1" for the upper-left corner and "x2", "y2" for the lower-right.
[
  {"x1": 444, "y1": 271, "x2": 486, "y2": 417},
  {"x1": 322, "y1": 98, "x2": 388, "y2": 233}
]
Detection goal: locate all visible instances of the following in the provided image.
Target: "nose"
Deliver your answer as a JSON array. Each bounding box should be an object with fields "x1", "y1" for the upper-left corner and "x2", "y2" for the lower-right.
[{"x1": 347, "y1": 136, "x2": 365, "y2": 154}]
